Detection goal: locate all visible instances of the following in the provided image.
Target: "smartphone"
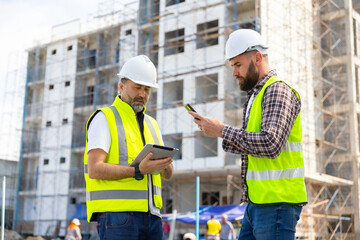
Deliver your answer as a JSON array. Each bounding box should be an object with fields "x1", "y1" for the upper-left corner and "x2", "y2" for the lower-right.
[{"x1": 185, "y1": 104, "x2": 200, "y2": 120}]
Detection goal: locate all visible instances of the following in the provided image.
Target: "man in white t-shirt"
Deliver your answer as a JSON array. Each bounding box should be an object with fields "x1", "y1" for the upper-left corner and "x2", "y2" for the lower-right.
[{"x1": 84, "y1": 55, "x2": 173, "y2": 240}]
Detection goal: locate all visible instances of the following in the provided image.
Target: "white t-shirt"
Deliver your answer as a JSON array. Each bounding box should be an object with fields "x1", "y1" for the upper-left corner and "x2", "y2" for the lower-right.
[
  {"x1": 87, "y1": 112, "x2": 111, "y2": 153},
  {"x1": 87, "y1": 111, "x2": 161, "y2": 217}
]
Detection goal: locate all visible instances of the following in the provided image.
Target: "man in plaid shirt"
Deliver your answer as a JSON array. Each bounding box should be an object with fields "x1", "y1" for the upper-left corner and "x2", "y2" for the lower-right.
[{"x1": 188, "y1": 29, "x2": 307, "y2": 240}]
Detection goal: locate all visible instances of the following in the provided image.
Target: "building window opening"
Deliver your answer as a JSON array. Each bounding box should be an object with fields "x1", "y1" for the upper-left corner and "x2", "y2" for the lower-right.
[
  {"x1": 44, "y1": 159, "x2": 49, "y2": 165},
  {"x1": 88, "y1": 86, "x2": 94, "y2": 105},
  {"x1": 164, "y1": 28, "x2": 185, "y2": 56},
  {"x1": 163, "y1": 80, "x2": 183, "y2": 108},
  {"x1": 147, "y1": 89, "x2": 157, "y2": 119},
  {"x1": 196, "y1": 20, "x2": 219, "y2": 49},
  {"x1": 126, "y1": 29, "x2": 132, "y2": 35},
  {"x1": 163, "y1": 133, "x2": 182, "y2": 160},
  {"x1": 166, "y1": 0, "x2": 185, "y2": 7},
  {"x1": 195, "y1": 131, "x2": 217, "y2": 158},
  {"x1": 60, "y1": 157, "x2": 66, "y2": 164},
  {"x1": 195, "y1": 73, "x2": 218, "y2": 103},
  {"x1": 165, "y1": 199, "x2": 173, "y2": 213},
  {"x1": 202, "y1": 191, "x2": 219, "y2": 205}
]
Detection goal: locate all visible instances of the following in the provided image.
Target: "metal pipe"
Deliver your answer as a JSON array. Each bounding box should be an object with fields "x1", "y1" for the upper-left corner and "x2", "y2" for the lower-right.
[
  {"x1": 231, "y1": 0, "x2": 238, "y2": 29},
  {"x1": 2, "y1": 176, "x2": 6, "y2": 240},
  {"x1": 196, "y1": 176, "x2": 200, "y2": 240},
  {"x1": 169, "y1": 209, "x2": 177, "y2": 240}
]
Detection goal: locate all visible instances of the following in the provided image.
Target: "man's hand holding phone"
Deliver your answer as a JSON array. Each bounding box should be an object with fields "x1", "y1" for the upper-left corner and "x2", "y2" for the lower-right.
[
  {"x1": 185, "y1": 104, "x2": 225, "y2": 138},
  {"x1": 185, "y1": 104, "x2": 200, "y2": 120}
]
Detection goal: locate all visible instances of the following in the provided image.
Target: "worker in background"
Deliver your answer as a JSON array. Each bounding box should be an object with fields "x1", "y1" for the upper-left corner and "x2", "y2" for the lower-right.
[
  {"x1": 187, "y1": 29, "x2": 307, "y2": 239},
  {"x1": 219, "y1": 214, "x2": 236, "y2": 240},
  {"x1": 84, "y1": 55, "x2": 173, "y2": 240},
  {"x1": 162, "y1": 219, "x2": 170, "y2": 240},
  {"x1": 205, "y1": 215, "x2": 221, "y2": 240},
  {"x1": 65, "y1": 218, "x2": 82, "y2": 240}
]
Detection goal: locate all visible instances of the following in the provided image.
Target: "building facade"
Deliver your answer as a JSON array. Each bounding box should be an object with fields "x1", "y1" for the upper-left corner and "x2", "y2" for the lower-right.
[{"x1": 16, "y1": 0, "x2": 360, "y2": 238}]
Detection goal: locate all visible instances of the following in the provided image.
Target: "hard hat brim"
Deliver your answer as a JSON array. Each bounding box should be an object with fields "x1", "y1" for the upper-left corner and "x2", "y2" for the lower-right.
[
  {"x1": 225, "y1": 46, "x2": 268, "y2": 60},
  {"x1": 117, "y1": 74, "x2": 159, "y2": 88}
]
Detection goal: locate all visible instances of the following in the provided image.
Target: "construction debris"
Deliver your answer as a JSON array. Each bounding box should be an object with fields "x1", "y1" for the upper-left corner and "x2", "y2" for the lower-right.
[
  {"x1": 25, "y1": 236, "x2": 45, "y2": 240},
  {"x1": 1, "y1": 229, "x2": 23, "y2": 240}
]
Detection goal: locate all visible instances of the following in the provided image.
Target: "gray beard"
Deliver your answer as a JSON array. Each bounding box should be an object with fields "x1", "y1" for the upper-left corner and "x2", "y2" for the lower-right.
[
  {"x1": 131, "y1": 103, "x2": 144, "y2": 113},
  {"x1": 119, "y1": 94, "x2": 146, "y2": 113}
]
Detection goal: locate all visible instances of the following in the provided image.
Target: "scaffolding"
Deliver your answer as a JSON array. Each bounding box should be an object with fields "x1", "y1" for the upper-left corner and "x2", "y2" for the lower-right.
[
  {"x1": 305, "y1": 0, "x2": 360, "y2": 238},
  {"x1": 14, "y1": 0, "x2": 138, "y2": 237},
  {"x1": 11, "y1": 0, "x2": 360, "y2": 239}
]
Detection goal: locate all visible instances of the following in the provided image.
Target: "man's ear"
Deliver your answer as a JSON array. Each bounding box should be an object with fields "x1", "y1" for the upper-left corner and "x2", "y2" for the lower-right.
[
  {"x1": 119, "y1": 81, "x2": 124, "y2": 94},
  {"x1": 254, "y1": 52, "x2": 263, "y2": 65}
]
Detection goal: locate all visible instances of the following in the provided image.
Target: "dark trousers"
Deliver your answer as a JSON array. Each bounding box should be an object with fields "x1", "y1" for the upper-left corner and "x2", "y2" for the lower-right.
[
  {"x1": 239, "y1": 203, "x2": 302, "y2": 240},
  {"x1": 97, "y1": 212, "x2": 162, "y2": 240}
]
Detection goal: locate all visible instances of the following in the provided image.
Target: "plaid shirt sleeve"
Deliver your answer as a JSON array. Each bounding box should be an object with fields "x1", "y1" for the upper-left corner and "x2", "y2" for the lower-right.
[{"x1": 222, "y1": 82, "x2": 301, "y2": 158}]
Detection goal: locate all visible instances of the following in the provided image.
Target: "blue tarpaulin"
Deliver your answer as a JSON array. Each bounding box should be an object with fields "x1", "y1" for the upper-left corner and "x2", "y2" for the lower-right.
[
  {"x1": 163, "y1": 204, "x2": 247, "y2": 225},
  {"x1": 74, "y1": 203, "x2": 87, "y2": 220}
]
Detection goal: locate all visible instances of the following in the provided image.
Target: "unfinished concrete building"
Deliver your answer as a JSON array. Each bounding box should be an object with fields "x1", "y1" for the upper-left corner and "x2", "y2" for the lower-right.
[
  {"x1": 14, "y1": 0, "x2": 360, "y2": 238},
  {"x1": 0, "y1": 159, "x2": 18, "y2": 230}
]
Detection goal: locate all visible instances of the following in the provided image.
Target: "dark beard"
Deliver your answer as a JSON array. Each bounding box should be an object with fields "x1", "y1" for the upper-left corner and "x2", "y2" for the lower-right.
[{"x1": 239, "y1": 61, "x2": 259, "y2": 92}]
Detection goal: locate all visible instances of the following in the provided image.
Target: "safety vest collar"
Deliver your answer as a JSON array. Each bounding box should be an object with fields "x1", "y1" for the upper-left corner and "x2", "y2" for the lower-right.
[{"x1": 114, "y1": 96, "x2": 146, "y2": 116}]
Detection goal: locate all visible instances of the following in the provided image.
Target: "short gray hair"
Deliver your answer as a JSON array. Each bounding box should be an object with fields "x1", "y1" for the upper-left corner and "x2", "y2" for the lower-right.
[{"x1": 118, "y1": 78, "x2": 129, "y2": 95}]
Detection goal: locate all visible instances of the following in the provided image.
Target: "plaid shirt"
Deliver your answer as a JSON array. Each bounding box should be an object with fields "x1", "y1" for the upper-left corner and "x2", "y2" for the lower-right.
[{"x1": 222, "y1": 70, "x2": 301, "y2": 203}]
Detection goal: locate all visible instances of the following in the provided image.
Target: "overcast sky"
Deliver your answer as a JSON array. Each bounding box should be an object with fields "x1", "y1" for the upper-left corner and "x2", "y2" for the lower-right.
[{"x1": 0, "y1": 0, "x2": 100, "y2": 160}]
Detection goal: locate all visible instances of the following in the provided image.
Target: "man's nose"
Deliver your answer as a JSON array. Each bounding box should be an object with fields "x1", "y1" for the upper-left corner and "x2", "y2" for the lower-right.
[
  {"x1": 139, "y1": 90, "x2": 146, "y2": 97},
  {"x1": 232, "y1": 68, "x2": 237, "y2": 77}
]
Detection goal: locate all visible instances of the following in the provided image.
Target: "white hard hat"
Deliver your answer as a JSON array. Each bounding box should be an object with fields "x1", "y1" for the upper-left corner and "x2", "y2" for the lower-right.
[
  {"x1": 72, "y1": 218, "x2": 80, "y2": 226},
  {"x1": 118, "y1": 55, "x2": 159, "y2": 88},
  {"x1": 183, "y1": 232, "x2": 196, "y2": 240},
  {"x1": 225, "y1": 29, "x2": 268, "y2": 60}
]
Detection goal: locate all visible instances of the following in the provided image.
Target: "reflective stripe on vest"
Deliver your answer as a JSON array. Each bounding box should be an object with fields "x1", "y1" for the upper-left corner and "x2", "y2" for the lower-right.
[
  {"x1": 282, "y1": 142, "x2": 302, "y2": 152},
  {"x1": 247, "y1": 167, "x2": 305, "y2": 181},
  {"x1": 153, "y1": 185, "x2": 162, "y2": 196},
  {"x1": 86, "y1": 189, "x2": 148, "y2": 201},
  {"x1": 145, "y1": 115, "x2": 159, "y2": 145},
  {"x1": 109, "y1": 106, "x2": 128, "y2": 165}
]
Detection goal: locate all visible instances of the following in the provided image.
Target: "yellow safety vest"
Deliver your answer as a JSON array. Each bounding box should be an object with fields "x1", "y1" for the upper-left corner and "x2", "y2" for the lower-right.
[
  {"x1": 246, "y1": 76, "x2": 307, "y2": 204},
  {"x1": 84, "y1": 96, "x2": 163, "y2": 222}
]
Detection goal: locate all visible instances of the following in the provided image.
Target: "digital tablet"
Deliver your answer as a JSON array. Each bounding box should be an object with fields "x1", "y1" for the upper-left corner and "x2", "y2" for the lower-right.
[{"x1": 130, "y1": 144, "x2": 179, "y2": 167}]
